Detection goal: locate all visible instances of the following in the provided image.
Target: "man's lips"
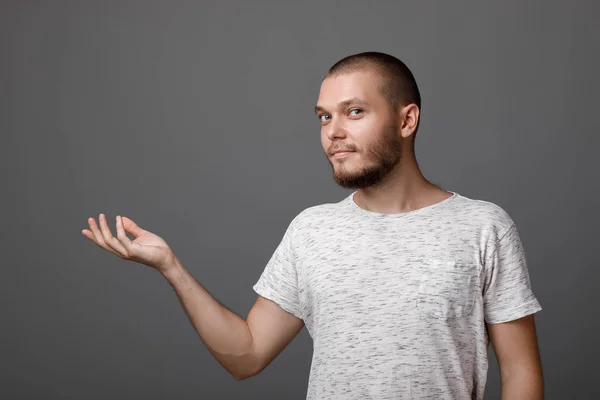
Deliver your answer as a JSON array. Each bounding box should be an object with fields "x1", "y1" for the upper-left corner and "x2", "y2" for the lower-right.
[{"x1": 332, "y1": 150, "x2": 355, "y2": 158}]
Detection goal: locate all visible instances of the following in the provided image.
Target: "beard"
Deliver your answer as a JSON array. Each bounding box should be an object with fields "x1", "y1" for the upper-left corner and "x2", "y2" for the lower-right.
[{"x1": 328, "y1": 121, "x2": 402, "y2": 190}]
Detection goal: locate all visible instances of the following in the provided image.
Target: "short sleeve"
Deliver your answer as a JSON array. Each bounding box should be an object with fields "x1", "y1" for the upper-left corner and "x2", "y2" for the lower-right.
[
  {"x1": 483, "y1": 222, "x2": 542, "y2": 324},
  {"x1": 253, "y1": 217, "x2": 303, "y2": 321}
]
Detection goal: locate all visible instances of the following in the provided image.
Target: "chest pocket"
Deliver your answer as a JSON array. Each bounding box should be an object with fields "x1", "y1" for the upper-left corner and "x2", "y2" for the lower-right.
[{"x1": 416, "y1": 259, "x2": 478, "y2": 319}]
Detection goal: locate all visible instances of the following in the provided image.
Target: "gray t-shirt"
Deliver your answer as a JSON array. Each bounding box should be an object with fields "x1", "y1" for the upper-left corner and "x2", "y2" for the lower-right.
[{"x1": 253, "y1": 191, "x2": 542, "y2": 399}]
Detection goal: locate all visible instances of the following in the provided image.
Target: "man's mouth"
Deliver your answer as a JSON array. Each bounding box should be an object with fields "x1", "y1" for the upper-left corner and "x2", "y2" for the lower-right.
[{"x1": 332, "y1": 151, "x2": 355, "y2": 159}]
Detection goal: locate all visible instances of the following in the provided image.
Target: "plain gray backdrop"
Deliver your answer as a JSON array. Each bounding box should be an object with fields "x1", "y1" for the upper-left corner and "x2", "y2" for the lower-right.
[{"x1": 2, "y1": 1, "x2": 598, "y2": 399}]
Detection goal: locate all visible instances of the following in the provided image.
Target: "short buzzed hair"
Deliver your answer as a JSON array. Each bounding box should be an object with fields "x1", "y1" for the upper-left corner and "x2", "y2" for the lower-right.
[{"x1": 326, "y1": 51, "x2": 422, "y2": 137}]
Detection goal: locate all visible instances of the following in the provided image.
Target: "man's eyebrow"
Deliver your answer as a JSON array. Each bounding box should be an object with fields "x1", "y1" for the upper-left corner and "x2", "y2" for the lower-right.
[{"x1": 314, "y1": 97, "x2": 368, "y2": 114}]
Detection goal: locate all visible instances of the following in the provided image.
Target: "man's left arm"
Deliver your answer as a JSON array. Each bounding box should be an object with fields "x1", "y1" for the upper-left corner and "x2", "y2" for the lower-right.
[{"x1": 488, "y1": 314, "x2": 544, "y2": 400}]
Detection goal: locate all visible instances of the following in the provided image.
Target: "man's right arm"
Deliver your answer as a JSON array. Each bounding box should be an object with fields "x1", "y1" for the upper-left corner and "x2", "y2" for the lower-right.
[{"x1": 161, "y1": 256, "x2": 305, "y2": 380}]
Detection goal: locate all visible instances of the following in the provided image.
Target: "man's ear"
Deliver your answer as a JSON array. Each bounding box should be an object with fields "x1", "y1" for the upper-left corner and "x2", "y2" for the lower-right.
[{"x1": 400, "y1": 104, "x2": 419, "y2": 139}]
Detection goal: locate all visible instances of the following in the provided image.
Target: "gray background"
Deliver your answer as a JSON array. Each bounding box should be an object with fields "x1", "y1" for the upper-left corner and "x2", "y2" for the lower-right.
[{"x1": 1, "y1": 0, "x2": 598, "y2": 399}]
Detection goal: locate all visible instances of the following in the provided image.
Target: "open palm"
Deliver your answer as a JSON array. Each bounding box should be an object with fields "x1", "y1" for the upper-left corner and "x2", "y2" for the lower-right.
[{"x1": 81, "y1": 213, "x2": 175, "y2": 272}]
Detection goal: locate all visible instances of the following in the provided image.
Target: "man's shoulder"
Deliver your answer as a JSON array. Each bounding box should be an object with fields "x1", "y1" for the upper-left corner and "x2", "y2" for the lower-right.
[{"x1": 452, "y1": 192, "x2": 517, "y2": 236}]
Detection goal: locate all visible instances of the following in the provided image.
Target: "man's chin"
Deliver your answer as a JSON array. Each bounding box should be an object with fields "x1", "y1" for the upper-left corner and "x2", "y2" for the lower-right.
[
  {"x1": 333, "y1": 165, "x2": 390, "y2": 189},
  {"x1": 333, "y1": 174, "x2": 365, "y2": 189}
]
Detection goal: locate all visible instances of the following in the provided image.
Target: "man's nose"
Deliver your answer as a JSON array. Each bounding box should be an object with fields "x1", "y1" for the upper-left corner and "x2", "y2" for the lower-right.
[{"x1": 327, "y1": 117, "x2": 347, "y2": 140}]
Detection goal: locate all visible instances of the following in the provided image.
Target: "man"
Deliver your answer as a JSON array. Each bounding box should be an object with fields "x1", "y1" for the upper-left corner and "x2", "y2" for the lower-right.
[{"x1": 82, "y1": 51, "x2": 543, "y2": 399}]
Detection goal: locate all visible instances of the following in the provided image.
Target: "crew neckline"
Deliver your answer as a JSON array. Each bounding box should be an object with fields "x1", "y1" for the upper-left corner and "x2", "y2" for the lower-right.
[{"x1": 346, "y1": 190, "x2": 459, "y2": 218}]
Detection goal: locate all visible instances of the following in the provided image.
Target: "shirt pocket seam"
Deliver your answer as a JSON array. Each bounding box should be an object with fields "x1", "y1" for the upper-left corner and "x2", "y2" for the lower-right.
[{"x1": 416, "y1": 259, "x2": 478, "y2": 319}]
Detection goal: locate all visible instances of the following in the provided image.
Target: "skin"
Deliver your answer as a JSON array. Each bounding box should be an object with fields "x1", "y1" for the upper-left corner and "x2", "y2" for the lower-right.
[
  {"x1": 488, "y1": 314, "x2": 544, "y2": 399},
  {"x1": 81, "y1": 67, "x2": 543, "y2": 396}
]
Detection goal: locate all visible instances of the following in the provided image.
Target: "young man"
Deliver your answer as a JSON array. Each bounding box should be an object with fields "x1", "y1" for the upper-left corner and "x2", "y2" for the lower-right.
[{"x1": 82, "y1": 52, "x2": 543, "y2": 399}]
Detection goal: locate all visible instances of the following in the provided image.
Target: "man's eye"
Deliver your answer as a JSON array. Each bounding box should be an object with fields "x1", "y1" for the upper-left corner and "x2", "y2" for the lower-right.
[
  {"x1": 349, "y1": 109, "x2": 363, "y2": 116},
  {"x1": 319, "y1": 114, "x2": 331, "y2": 122}
]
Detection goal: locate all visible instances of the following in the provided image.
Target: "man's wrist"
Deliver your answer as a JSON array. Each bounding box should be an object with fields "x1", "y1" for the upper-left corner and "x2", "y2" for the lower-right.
[{"x1": 160, "y1": 256, "x2": 186, "y2": 283}]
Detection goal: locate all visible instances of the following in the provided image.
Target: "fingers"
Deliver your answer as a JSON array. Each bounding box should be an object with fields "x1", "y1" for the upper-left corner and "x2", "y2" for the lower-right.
[
  {"x1": 97, "y1": 214, "x2": 130, "y2": 257},
  {"x1": 116, "y1": 215, "x2": 136, "y2": 256},
  {"x1": 120, "y1": 216, "x2": 145, "y2": 238},
  {"x1": 83, "y1": 215, "x2": 121, "y2": 257},
  {"x1": 83, "y1": 214, "x2": 148, "y2": 262}
]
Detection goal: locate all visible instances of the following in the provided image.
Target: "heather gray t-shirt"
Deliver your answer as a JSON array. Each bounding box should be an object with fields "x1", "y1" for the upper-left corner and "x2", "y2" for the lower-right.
[{"x1": 253, "y1": 191, "x2": 542, "y2": 399}]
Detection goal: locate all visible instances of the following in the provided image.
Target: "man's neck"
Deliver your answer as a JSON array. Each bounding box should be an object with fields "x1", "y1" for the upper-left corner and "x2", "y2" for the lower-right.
[{"x1": 353, "y1": 158, "x2": 451, "y2": 214}]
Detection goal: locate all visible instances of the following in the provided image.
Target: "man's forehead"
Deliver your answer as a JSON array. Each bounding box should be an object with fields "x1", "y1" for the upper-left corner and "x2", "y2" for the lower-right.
[{"x1": 317, "y1": 72, "x2": 381, "y2": 106}]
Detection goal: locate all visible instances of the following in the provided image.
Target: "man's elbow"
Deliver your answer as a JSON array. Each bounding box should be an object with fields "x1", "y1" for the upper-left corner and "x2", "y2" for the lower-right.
[
  {"x1": 228, "y1": 356, "x2": 262, "y2": 380},
  {"x1": 231, "y1": 371, "x2": 252, "y2": 380},
  {"x1": 231, "y1": 372, "x2": 247, "y2": 380},
  {"x1": 231, "y1": 365, "x2": 260, "y2": 380}
]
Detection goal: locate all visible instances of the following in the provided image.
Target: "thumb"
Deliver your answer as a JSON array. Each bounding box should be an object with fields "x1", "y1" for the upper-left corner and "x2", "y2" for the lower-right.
[{"x1": 121, "y1": 216, "x2": 146, "y2": 238}]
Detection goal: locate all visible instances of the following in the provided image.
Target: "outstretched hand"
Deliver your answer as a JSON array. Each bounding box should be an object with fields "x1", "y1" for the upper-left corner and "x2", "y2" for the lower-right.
[{"x1": 82, "y1": 214, "x2": 176, "y2": 273}]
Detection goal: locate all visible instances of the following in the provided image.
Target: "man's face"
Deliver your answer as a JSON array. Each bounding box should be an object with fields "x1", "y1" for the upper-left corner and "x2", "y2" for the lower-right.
[{"x1": 315, "y1": 70, "x2": 403, "y2": 190}]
